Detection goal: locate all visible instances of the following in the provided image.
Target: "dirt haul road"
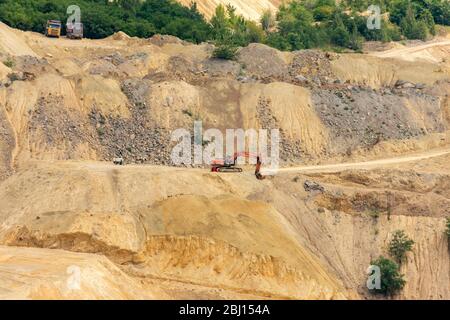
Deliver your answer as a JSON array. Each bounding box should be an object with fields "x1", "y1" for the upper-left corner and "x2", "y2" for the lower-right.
[
  {"x1": 262, "y1": 147, "x2": 450, "y2": 175},
  {"x1": 85, "y1": 147, "x2": 450, "y2": 175},
  {"x1": 370, "y1": 39, "x2": 450, "y2": 63}
]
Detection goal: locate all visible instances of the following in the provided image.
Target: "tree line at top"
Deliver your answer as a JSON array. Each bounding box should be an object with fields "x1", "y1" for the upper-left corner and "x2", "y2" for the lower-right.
[{"x1": 0, "y1": 0, "x2": 448, "y2": 54}]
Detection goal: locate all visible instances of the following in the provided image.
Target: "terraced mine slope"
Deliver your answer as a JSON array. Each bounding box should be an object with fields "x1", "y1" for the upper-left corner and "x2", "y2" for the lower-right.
[{"x1": 0, "y1": 21, "x2": 449, "y2": 299}]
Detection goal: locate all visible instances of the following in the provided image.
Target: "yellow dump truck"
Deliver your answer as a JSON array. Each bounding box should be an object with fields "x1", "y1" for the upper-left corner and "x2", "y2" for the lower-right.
[{"x1": 45, "y1": 20, "x2": 62, "y2": 38}]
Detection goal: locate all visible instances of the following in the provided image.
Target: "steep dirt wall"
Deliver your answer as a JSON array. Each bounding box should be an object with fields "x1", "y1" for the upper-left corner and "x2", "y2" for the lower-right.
[
  {"x1": 0, "y1": 245, "x2": 163, "y2": 299},
  {"x1": 0, "y1": 63, "x2": 10, "y2": 82},
  {"x1": 268, "y1": 171, "x2": 450, "y2": 299},
  {"x1": 1, "y1": 160, "x2": 448, "y2": 299},
  {"x1": 317, "y1": 213, "x2": 448, "y2": 299},
  {"x1": 0, "y1": 103, "x2": 15, "y2": 180},
  {"x1": 0, "y1": 22, "x2": 38, "y2": 57},
  {"x1": 0, "y1": 161, "x2": 353, "y2": 299},
  {"x1": 143, "y1": 79, "x2": 329, "y2": 158},
  {"x1": 331, "y1": 55, "x2": 449, "y2": 88}
]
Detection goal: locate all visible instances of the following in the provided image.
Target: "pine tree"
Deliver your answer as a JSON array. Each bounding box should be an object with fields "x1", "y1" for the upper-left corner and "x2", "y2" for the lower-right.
[{"x1": 388, "y1": 230, "x2": 414, "y2": 264}]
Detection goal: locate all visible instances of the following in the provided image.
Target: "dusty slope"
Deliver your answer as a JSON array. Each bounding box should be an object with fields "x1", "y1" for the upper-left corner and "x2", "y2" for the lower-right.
[
  {"x1": 270, "y1": 152, "x2": 450, "y2": 299},
  {"x1": 0, "y1": 245, "x2": 163, "y2": 299},
  {"x1": 0, "y1": 62, "x2": 10, "y2": 82},
  {"x1": 0, "y1": 245, "x2": 273, "y2": 300},
  {"x1": 0, "y1": 161, "x2": 352, "y2": 299},
  {"x1": 330, "y1": 54, "x2": 449, "y2": 88},
  {"x1": 177, "y1": 0, "x2": 281, "y2": 20},
  {"x1": 0, "y1": 153, "x2": 448, "y2": 299},
  {"x1": 306, "y1": 157, "x2": 450, "y2": 299},
  {"x1": 0, "y1": 24, "x2": 37, "y2": 57}
]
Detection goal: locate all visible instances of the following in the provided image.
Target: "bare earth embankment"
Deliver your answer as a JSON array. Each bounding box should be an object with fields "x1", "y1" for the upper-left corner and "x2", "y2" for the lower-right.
[{"x1": 0, "y1": 21, "x2": 449, "y2": 299}]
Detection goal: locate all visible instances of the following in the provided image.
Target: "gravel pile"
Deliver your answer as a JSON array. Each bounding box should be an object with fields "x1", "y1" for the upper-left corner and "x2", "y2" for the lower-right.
[
  {"x1": 256, "y1": 97, "x2": 303, "y2": 164},
  {"x1": 311, "y1": 87, "x2": 445, "y2": 155},
  {"x1": 87, "y1": 79, "x2": 173, "y2": 165},
  {"x1": 288, "y1": 50, "x2": 338, "y2": 87}
]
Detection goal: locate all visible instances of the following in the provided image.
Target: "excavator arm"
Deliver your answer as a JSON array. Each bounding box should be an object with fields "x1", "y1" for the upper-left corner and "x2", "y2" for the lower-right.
[
  {"x1": 233, "y1": 152, "x2": 265, "y2": 180},
  {"x1": 254, "y1": 156, "x2": 264, "y2": 180}
]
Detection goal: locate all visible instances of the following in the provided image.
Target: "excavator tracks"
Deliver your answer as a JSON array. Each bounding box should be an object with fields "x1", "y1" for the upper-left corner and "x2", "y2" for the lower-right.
[{"x1": 217, "y1": 167, "x2": 243, "y2": 173}]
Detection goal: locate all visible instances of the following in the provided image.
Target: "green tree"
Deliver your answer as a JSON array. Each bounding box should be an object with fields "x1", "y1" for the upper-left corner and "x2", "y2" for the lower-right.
[
  {"x1": 246, "y1": 21, "x2": 266, "y2": 43},
  {"x1": 388, "y1": 230, "x2": 414, "y2": 263},
  {"x1": 210, "y1": 4, "x2": 265, "y2": 47},
  {"x1": 370, "y1": 256, "x2": 406, "y2": 296},
  {"x1": 428, "y1": 0, "x2": 450, "y2": 25},
  {"x1": 419, "y1": 9, "x2": 436, "y2": 35},
  {"x1": 2, "y1": 0, "x2": 446, "y2": 53},
  {"x1": 265, "y1": 32, "x2": 291, "y2": 51},
  {"x1": 348, "y1": 20, "x2": 363, "y2": 51},
  {"x1": 313, "y1": 5, "x2": 334, "y2": 21},
  {"x1": 389, "y1": 0, "x2": 412, "y2": 25},
  {"x1": 210, "y1": 4, "x2": 231, "y2": 41},
  {"x1": 330, "y1": 14, "x2": 351, "y2": 47},
  {"x1": 260, "y1": 9, "x2": 275, "y2": 31},
  {"x1": 119, "y1": 0, "x2": 139, "y2": 13},
  {"x1": 400, "y1": 4, "x2": 429, "y2": 40},
  {"x1": 275, "y1": 1, "x2": 323, "y2": 50}
]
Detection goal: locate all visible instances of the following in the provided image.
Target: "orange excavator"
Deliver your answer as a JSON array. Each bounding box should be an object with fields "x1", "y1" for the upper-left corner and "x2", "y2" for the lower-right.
[{"x1": 211, "y1": 152, "x2": 265, "y2": 180}]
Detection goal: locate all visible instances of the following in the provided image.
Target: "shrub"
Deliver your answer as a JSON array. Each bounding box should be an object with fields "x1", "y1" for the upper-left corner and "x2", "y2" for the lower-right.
[
  {"x1": 182, "y1": 109, "x2": 193, "y2": 117},
  {"x1": 1, "y1": 0, "x2": 447, "y2": 54},
  {"x1": 212, "y1": 43, "x2": 239, "y2": 60},
  {"x1": 348, "y1": 22, "x2": 363, "y2": 52},
  {"x1": 368, "y1": 208, "x2": 381, "y2": 219},
  {"x1": 370, "y1": 256, "x2": 406, "y2": 296},
  {"x1": 388, "y1": 230, "x2": 414, "y2": 263},
  {"x1": 260, "y1": 9, "x2": 275, "y2": 32},
  {"x1": 265, "y1": 32, "x2": 291, "y2": 51},
  {"x1": 3, "y1": 58, "x2": 14, "y2": 68},
  {"x1": 387, "y1": 24, "x2": 402, "y2": 41},
  {"x1": 246, "y1": 21, "x2": 266, "y2": 44},
  {"x1": 96, "y1": 126, "x2": 105, "y2": 137}
]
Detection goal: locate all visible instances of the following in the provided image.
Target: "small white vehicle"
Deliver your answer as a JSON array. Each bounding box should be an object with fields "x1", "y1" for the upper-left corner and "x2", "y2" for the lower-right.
[{"x1": 113, "y1": 158, "x2": 124, "y2": 165}]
